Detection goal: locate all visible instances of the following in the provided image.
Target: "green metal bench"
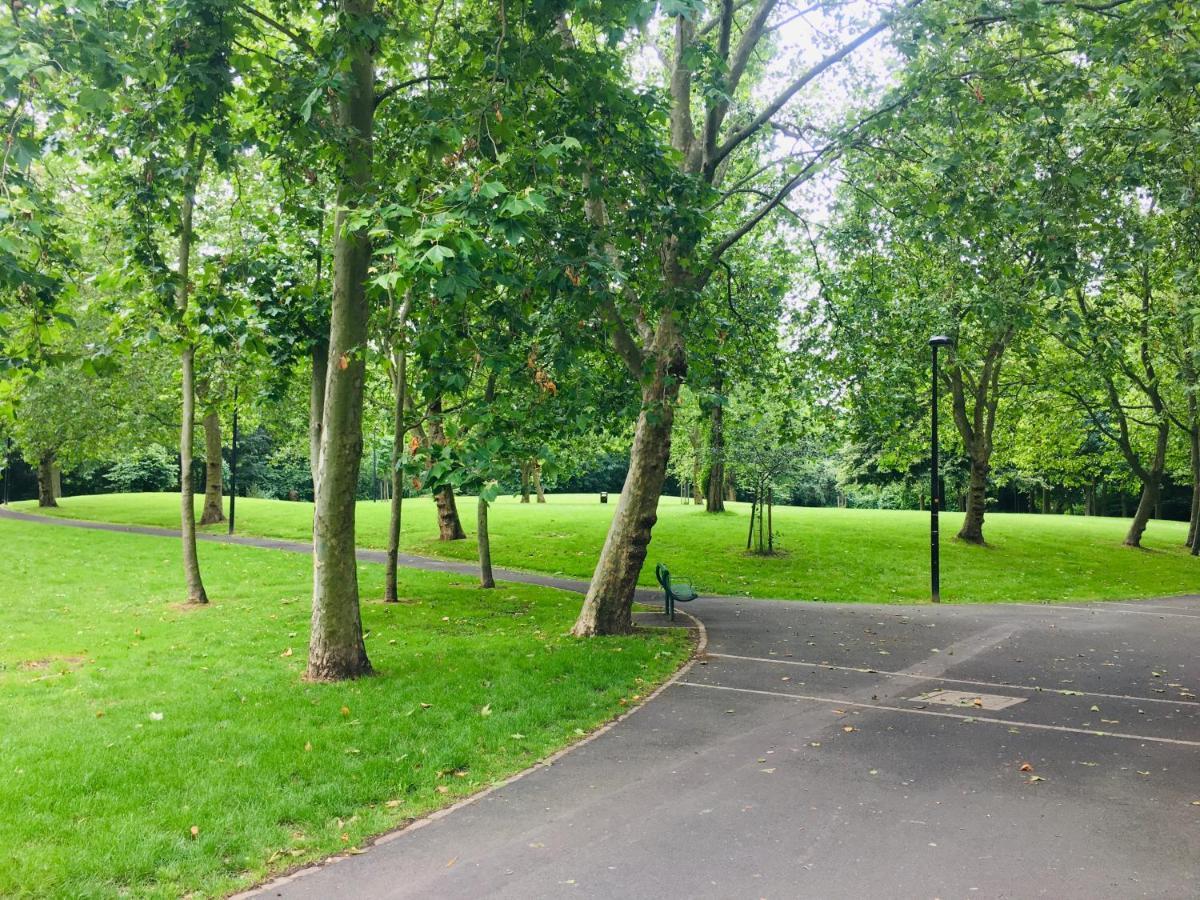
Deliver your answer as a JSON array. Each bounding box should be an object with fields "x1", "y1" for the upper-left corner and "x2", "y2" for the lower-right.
[{"x1": 655, "y1": 563, "x2": 699, "y2": 621}]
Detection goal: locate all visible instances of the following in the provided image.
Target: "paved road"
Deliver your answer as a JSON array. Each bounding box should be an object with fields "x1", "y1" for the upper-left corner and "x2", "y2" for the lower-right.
[
  {"x1": 5, "y1": 509, "x2": 1198, "y2": 898},
  {"x1": 254, "y1": 594, "x2": 1200, "y2": 900}
]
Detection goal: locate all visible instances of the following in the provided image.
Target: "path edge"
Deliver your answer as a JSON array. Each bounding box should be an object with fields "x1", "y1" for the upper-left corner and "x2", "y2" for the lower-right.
[{"x1": 230, "y1": 609, "x2": 709, "y2": 899}]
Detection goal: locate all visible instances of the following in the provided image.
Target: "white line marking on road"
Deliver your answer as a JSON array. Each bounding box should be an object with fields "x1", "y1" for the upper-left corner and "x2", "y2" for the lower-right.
[
  {"x1": 706, "y1": 653, "x2": 1200, "y2": 708},
  {"x1": 677, "y1": 681, "x2": 1200, "y2": 748},
  {"x1": 1009, "y1": 603, "x2": 1200, "y2": 620}
]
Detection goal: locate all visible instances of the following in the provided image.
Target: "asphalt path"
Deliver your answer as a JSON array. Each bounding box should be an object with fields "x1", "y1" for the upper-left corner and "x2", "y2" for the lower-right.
[
  {"x1": 259, "y1": 597, "x2": 1200, "y2": 899},
  {"x1": 4, "y1": 509, "x2": 1198, "y2": 898}
]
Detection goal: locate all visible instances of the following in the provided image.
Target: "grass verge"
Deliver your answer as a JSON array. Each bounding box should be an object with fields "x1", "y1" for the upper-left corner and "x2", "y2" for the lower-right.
[{"x1": 0, "y1": 517, "x2": 690, "y2": 898}]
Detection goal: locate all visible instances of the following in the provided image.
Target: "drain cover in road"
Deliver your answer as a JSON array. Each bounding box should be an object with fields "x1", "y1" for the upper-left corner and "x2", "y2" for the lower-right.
[{"x1": 912, "y1": 690, "x2": 1026, "y2": 710}]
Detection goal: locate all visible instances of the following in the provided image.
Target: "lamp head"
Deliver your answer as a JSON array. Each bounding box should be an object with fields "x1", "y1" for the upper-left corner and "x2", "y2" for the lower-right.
[{"x1": 929, "y1": 335, "x2": 953, "y2": 348}]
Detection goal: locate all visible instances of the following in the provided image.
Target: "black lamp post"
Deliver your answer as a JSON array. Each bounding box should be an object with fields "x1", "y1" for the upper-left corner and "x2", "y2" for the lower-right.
[{"x1": 929, "y1": 335, "x2": 953, "y2": 603}]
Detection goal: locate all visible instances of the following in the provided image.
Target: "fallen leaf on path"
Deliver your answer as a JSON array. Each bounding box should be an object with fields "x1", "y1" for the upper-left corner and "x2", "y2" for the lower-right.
[
  {"x1": 446, "y1": 857, "x2": 457, "y2": 867},
  {"x1": 760, "y1": 768, "x2": 776, "y2": 774},
  {"x1": 842, "y1": 726, "x2": 856, "y2": 733},
  {"x1": 1027, "y1": 775, "x2": 1046, "y2": 783},
  {"x1": 1019, "y1": 763, "x2": 1033, "y2": 772},
  {"x1": 1090, "y1": 705, "x2": 1100, "y2": 712}
]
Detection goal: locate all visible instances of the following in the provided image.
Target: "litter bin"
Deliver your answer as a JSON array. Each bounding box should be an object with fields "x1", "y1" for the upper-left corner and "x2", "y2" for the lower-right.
[{"x1": 600, "y1": 492, "x2": 608, "y2": 504}]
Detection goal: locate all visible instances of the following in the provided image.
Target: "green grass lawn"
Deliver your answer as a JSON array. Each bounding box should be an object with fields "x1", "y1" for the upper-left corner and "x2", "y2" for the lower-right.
[
  {"x1": 15, "y1": 490, "x2": 1200, "y2": 603},
  {"x1": 0, "y1": 518, "x2": 689, "y2": 898}
]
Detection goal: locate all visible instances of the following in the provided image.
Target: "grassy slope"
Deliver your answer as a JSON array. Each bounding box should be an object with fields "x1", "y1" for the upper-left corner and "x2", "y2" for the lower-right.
[
  {"x1": 18, "y1": 491, "x2": 1200, "y2": 603},
  {"x1": 0, "y1": 518, "x2": 688, "y2": 898}
]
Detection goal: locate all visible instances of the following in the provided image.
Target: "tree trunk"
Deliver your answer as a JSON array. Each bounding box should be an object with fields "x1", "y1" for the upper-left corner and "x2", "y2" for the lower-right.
[
  {"x1": 199, "y1": 410, "x2": 224, "y2": 525},
  {"x1": 434, "y1": 486, "x2": 467, "y2": 540},
  {"x1": 36, "y1": 451, "x2": 57, "y2": 508},
  {"x1": 51, "y1": 463, "x2": 61, "y2": 499},
  {"x1": 746, "y1": 493, "x2": 756, "y2": 550},
  {"x1": 572, "y1": 359, "x2": 681, "y2": 637},
  {"x1": 767, "y1": 487, "x2": 774, "y2": 553},
  {"x1": 705, "y1": 400, "x2": 725, "y2": 512},
  {"x1": 177, "y1": 134, "x2": 207, "y2": 605},
  {"x1": 1124, "y1": 423, "x2": 1169, "y2": 548},
  {"x1": 956, "y1": 457, "x2": 988, "y2": 545},
  {"x1": 519, "y1": 460, "x2": 531, "y2": 502},
  {"x1": 478, "y1": 496, "x2": 495, "y2": 588},
  {"x1": 384, "y1": 294, "x2": 411, "y2": 604},
  {"x1": 756, "y1": 483, "x2": 765, "y2": 552},
  {"x1": 307, "y1": 0, "x2": 374, "y2": 681},
  {"x1": 1187, "y1": 428, "x2": 1199, "y2": 547},
  {"x1": 533, "y1": 460, "x2": 546, "y2": 503},
  {"x1": 1126, "y1": 478, "x2": 1160, "y2": 548},
  {"x1": 309, "y1": 339, "x2": 328, "y2": 491},
  {"x1": 1041, "y1": 487, "x2": 1050, "y2": 515}
]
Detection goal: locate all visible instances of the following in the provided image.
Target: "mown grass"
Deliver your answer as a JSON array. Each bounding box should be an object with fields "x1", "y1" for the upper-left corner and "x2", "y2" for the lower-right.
[
  {"x1": 16, "y1": 491, "x2": 1200, "y2": 604},
  {"x1": 0, "y1": 518, "x2": 689, "y2": 898}
]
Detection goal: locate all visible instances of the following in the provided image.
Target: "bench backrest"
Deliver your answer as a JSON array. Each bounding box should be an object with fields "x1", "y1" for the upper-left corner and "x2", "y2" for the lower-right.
[{"x1": 655, "y1": 562, "x2": 670, "y2": 591}]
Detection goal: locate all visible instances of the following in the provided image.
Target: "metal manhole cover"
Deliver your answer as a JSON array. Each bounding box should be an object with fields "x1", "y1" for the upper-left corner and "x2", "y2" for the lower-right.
[{"x1": 912, "y1": 690, "x2": 1026, "y2": 710}]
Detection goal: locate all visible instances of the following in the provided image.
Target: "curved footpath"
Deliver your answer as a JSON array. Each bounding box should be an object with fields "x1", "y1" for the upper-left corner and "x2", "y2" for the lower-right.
[{"x1": 5, "y1": 508, "x2": 1200, "y2": 898}]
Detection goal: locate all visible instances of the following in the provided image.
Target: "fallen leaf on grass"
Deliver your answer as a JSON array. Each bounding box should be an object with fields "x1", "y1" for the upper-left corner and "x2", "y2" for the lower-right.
[
  {"x1": 436, "y1": 785, "x2": 449, "y2": 794},
  {"x1": 148, "y1": 712, "x2": 163, "y2": 721},
  {"x1": 386, "y1": 799, "x2": 403, "y2": 808},
  {"x1": 340, "y1": 706, "x2": 350, "y2": 717},
  {"x1": 189, "y1": 825, "x2": 199, "y2": 838},
  {"x1": 480, "y1": 704, "x2": 492, "y2": 716},
  {"x1": 280, "y1": 648, "x2": 293, "y2": 658}
]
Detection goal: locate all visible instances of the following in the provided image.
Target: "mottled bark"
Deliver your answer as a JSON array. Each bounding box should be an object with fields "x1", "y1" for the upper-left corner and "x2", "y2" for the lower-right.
[
  {"x1": 573, "y1": 312, "x2": 684, "y2": 636},
  {"x1": 37, "y1": 450, "x2": 57, "y2": 508},
  {"x1": 307, "y1": 0, "x2": 374, "y2": 681},
  {"x1": 957, "y1": 457, "x2": 988, "y2": 544},
  {"x1": 705, "y1": 392, "x2": 726, "y2": 512},
  {"x1": 478, "y1": 496, "x2": 495, "y2": 588},
  {"x1": 533, "y1": 460, "x2": 546, "y2": 503},
  {"x1": 435, "y1": 486, "x2": 467, "y2": 541},
  {"x1": 199, "y1": 410, "x2": 224, "y2": 525},
  {"x1": 309, "y1": 339, "x2": 328, "y2": 490}
]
